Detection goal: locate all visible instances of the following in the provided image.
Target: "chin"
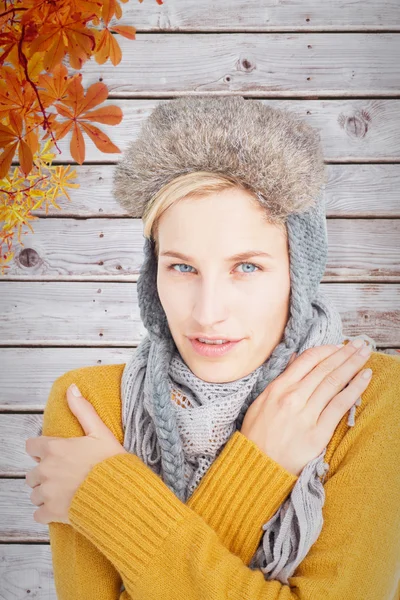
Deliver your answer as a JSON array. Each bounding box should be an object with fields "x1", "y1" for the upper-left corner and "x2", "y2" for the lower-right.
[
  {"x1": 174, "y1": 338, "x2": 253, "y2": 382},
  {"x1": 188, "y1": 360, "x2": 249, "y2": 384}
]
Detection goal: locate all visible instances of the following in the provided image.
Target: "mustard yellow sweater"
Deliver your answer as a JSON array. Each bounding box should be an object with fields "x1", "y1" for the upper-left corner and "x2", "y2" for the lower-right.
[{"x1": 42, "y1": 349, "x2": 400, "y2": 599}]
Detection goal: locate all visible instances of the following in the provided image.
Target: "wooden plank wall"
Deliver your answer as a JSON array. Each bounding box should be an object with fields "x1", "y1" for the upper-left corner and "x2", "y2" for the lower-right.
[{"x1": 1, "y1": 1, "x2": 400, "y2": 596}]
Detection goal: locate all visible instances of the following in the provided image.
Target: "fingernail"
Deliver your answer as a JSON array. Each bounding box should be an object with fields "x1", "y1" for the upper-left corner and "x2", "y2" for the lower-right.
[
  {"x1": 70, "y1": 384, "x2": 81, "y2": 397},
  {"x1": 360, "y1": 344, "x2": 372, "y2": 356},
  {"x1": 336, "y1": 343, "x2": 345, "y2": 348},
  {"x1": 351, "y1": 338, "x2": 365, "y2": 348},
  {"x1": 362, "y1": 368, "x2": 373, "y2": 379}
]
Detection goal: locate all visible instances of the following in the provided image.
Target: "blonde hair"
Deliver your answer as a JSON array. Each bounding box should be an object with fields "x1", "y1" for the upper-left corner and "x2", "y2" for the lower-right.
[{"x1": 142, "y1": 171, "x2": 286, "y2": 256}]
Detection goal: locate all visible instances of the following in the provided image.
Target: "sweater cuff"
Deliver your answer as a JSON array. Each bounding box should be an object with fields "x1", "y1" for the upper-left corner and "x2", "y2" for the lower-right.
[
  {"x1": 186, "y1": 430, "x2": 299, "y2": 564},
  {"x1": 68, "y1": 451, "x2": 189, "y2": 588}
]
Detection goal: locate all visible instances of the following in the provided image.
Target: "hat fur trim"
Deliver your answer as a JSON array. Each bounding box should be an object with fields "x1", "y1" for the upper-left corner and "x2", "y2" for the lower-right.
[{"x1": 112, "y1": 96, "x2": 327, "y2": 224}]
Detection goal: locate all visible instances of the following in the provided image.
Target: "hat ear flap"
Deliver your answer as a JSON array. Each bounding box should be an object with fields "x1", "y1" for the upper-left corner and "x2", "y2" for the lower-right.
[
  {"x1": 286, "y1": 190, "x2": 328, "y2": 299},
  {"x1": 137, "y1": 237, "x2": 172, "y2": 342}
]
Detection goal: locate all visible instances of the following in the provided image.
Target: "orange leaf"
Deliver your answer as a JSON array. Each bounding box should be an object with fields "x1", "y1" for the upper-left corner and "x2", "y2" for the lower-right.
[
  {"x1": 110, "y1": 25, "x2": 136, "y2": 40},
  {"x1": 29, "y1": 30, "x2": 56, "y2": 55},
  {"x1": 52, "y1": 119, "x2": 73, "y2": 141},
  {"x1": 18, "y1": 139, "x2": 34, "y2": 176},
  {"x1": 101, "y1": 0, "x2": 116, "y2": 26},
  {"x1": 55, "y1": 103, "x2": 75, "y2": 119},
  {"x1": 43, "y1": 36, "x2": 68, "y2": 73},
  {"x1": 38, "y1": 63, "x2": 71, "y2": 106},
  {"x1": 94, "y1": 29, "x2": 112, "y2": 65},
  {"x1": 82, "y1": 105, "x2": 123, "y2": 125},
  {"x1": 0, "y1": 124, "x2": 17, "y2": 147},
  {"x1": 115, "y1": 2, "x2": 122, "y2": 19},
  {"x1": 65, "y1": 74, "x2": 85, "y2": 115},
  {"x1": 70, "y1": 122, "x2": 86, "y2": 164},
  {"x1": 78, "y1": 82, "x2": 108, "y2": 113},
  {"x1": 0, "y1": 141, "x2": 18, "y2": 178},
  {"x1": 8, "y1": 110, "x2": 23, "y2": 137},
  {"x1": 80, "y1": 122, "x2": 120, "y2": 154},
  {"x1": 109, "y1": 33, "x2": 122, "y2": 66},
  {"x1": 25, "y1": 129, "x2": 39, "y2": 156}
]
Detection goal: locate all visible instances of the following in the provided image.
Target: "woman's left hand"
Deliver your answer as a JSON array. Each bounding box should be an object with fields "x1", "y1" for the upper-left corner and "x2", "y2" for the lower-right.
[{"x1": 25, "y1": 384, "x2": 128, "y2": 526}]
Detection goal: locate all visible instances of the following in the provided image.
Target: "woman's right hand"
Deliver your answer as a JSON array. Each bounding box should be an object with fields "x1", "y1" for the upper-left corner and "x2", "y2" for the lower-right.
[{"x1": 240, "y1": 340, "x2": 373, "y2": 476}]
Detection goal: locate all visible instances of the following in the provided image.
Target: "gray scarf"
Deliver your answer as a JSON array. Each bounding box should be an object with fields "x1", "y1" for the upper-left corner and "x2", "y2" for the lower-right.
[{"x1": 115, "y1": 96, "x2": 377, "y2": 584}]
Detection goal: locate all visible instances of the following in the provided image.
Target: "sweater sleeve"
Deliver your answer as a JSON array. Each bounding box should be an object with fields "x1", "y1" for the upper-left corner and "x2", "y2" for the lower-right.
[
  {"x1": 42, "y1": 373, "x2": 127, "y2": 600},
  {"x1": 67, "y1": 361, "x2": 400, "y2": 600},
  {"x1": 42, "y1": 367, "x2": 297, "y2": 598}
]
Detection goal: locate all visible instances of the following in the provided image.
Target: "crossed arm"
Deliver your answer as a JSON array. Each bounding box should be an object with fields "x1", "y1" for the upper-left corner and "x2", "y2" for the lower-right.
[{"x1": 43, "y1": 365, "x2": 400, "y2": 600}]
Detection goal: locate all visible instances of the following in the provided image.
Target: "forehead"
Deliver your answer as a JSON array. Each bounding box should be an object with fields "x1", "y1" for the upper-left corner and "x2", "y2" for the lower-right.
[{"x1": 157, "y1": 189, "x2": 286, "y2": 241}]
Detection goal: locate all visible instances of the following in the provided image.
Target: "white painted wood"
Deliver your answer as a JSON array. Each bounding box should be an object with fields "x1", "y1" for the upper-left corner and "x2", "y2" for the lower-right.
[
  {"x1": 0, "y1": 545, "x2": 56, "y2": 599},
  {"x1": 0, "y1": 480, "x2": 48, "y2": 541},
  {"x1": 1, "y1": 218, "x2": 399, "y2": 280},
  {"x1": 61, "y1": 34, "x2": 400, "y2": 97},
  {"x1": 0, "y1": 348, "x2": 128, "y2": 411},
  {"x1": 111, "y1": 0, "x2": 400, "y2": 31},
  {"x1": 24, "y1": 163, "x2": 400, "y2": 218},
  {"x1": 0, "y1": 348, "x2": 131, "y2": 411},
  {"x1": 19, "y1": 99, "x2": 400, "y2": 163},
  {"x1": 1, "y1": 414, "x2": 43, "y2": 475}
]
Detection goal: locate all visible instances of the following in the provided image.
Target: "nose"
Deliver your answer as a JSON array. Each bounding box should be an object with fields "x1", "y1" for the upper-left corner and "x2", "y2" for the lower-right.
[{"x1": 191, "y1": 277, "x2": 229, "y2": 329}]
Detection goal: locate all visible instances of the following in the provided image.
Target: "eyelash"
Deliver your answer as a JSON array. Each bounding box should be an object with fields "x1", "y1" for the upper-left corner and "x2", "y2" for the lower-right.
[{"x1": 166, "y1": 262, "x2": 263, "y2": 275}]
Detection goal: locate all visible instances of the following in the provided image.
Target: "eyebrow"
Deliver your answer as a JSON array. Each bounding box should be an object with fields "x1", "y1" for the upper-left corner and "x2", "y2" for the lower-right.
[{"x1": 159, "y1": 250, "x2": 275, "y2": 262}]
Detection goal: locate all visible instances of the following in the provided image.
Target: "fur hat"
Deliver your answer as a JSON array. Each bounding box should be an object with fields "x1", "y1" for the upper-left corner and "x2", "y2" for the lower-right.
[{"x1": 112, "y1": 96, "x2": 327, "y2": 225}]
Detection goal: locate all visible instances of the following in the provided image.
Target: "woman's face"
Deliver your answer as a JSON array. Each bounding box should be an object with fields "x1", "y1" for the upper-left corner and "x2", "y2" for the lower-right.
[{"x1": 156, "y1": 187, "x2": 291, "y2": 383}]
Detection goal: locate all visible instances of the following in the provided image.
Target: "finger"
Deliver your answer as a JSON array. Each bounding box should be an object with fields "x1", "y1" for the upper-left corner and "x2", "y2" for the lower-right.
[
  {"x1": 25, "y1": 435, "x2": 53, "y2": 460},
  {"x1": 316, "y1": 367, "x2": 373, "y2": 436},
  {"x1": 281, "y1": 344, "x2": 343, "y2": 384},
  {"x1": 30, "y1": 484, "x2": 45, "y2": 507},
  {"x1": 25, "y1": 436, "x2": 60, "y2": 460},
  {"x1": 25, "y1": 465, "x2": 42, "y2": 488},
  {"x1": 66, "y1": 387, "x2": 115, "y2": 439},
  {"x1": 302, "y1": 340, "x2": 373, "y2": 421},
  {"x1": 33, "y1": 505, "x2": 51, "y2": 525}
]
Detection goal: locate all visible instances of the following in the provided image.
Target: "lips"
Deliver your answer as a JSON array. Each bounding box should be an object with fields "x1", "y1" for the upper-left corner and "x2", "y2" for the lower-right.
[
  {"x1": 189, "y1": 337, "x2": 242, "y2": 357},
  {"x1": 189, "y1": 335, "x2": 242, "y2": 343}
]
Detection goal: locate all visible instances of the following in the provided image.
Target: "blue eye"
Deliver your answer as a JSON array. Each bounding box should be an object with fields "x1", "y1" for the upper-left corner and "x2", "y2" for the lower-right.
[
  {"x1": 167, "y1": 262, "x2": 261, "y2": 274},
  {"x1": 170, "y1": 263, "x2": 195, "y2": 273},
  {"x1": 237, "y1": 262, "x2": 259, "y2": 273}
]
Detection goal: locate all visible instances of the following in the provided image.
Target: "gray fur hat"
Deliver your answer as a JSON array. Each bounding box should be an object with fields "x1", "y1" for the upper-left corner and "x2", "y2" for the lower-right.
[
  {"x1": 112, "y1": 96, "x2": 334, "y2": 348},
  {"x1": 113, "y1": 96, "x2": 327, "y2": 226}
]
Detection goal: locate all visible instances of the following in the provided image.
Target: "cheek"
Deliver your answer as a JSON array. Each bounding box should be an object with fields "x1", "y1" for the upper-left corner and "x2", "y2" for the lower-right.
[
  {"x1": 157, "y1": 273, "x2": 190, "y2": 321},
  {"x1": 248, "y1": 272, "x2": 291, "y2": 318}
]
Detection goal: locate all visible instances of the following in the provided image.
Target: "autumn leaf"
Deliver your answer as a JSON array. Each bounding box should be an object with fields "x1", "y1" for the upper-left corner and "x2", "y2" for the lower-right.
[
  {"x1": 111, "y1": 25, "x2": 136, "y2": 40},
  {"x1": 27, "y1": 5, "x2": 96, "y2": 71},
  {"x1": 37, "y1": 63, "x2": 77, "y2": 107},
  {"x1": 52, "y1": 77, "x2": 122, "y2": 163},
  {"x1": 0, "y1": 68, "x2": 35, "y2": 119},
  {"x1": 94, "y1": 27, "x2": 122, "y2": 65},
  {"x1": 0, "y1": 110, "x2": 34, "y2": 177},
  {"x1": 0, "y1": 0, "x2": 145, "y2": 273}
]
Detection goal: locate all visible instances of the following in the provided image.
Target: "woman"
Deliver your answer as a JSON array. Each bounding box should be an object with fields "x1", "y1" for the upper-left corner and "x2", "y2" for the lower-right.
[{"x1": 27, "y1": 96, "x2": 400, "y2": 599}]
